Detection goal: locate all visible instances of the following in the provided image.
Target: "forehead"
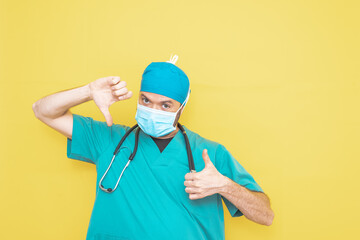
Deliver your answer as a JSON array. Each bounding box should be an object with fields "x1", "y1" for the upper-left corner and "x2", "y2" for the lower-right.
[{"x1": 139, "y1": 91, "x2": 180, "y2": 105}]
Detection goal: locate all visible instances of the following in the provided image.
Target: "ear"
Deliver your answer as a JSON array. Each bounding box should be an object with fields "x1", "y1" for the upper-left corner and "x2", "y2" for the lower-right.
[
  {"x1": 173, "y1": 106, "x2": 183, "y2": 127},
  {"x1": 179, "y1": 105, "x2": 185, "y2": 115}
]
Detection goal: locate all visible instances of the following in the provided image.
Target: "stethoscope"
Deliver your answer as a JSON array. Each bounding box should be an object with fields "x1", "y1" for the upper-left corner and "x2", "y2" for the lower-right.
[{"x1": 99, "y1": 123, "x2": 196, "y2": 193}]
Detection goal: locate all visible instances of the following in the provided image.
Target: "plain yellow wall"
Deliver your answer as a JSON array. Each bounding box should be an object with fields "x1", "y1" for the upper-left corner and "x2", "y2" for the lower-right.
[{"x1": 1, "y1": 0, "x2": 359, "y2": 239}]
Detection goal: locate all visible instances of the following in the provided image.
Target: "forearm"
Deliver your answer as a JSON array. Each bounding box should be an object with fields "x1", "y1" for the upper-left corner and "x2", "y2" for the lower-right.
[
  {"x1": 219, "y1": 176, "x2": 274, "y2": 226},
  {"x1": 33, "y1": 84, "x2": 92, "y2": 119}
]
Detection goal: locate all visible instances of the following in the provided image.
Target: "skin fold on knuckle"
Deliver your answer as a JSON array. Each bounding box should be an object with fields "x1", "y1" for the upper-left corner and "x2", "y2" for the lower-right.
[
  {"x1": 119, "y1": 92, "x2": 131, "y2": 100},
  {"x1": 120, "y1": 81, "x2": 127, "y2": 87},
  {"x1": 114, "y1": 89, "x2": 127, "y2": 96},
  {"x1": 113, "y1": 77, "x2": 120, "y2": 83},
  {"x1": 112, "y1": 84, "x2": 121, "y2": 90}
]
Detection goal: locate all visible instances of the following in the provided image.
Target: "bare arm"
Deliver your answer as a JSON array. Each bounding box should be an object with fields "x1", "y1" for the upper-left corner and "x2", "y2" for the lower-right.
[
  {"x1": 219, "y1": 177, "x2": 274, "y2": 226},
  {"x1": 32, "y1": 84, "x2": 91, "y2": 139},
  {"x1": 184, "y1": 149, "x2": 274, "y2": 226},
  {"x1": 32, "y1": 76, "x2": 132, "y2": 139}
]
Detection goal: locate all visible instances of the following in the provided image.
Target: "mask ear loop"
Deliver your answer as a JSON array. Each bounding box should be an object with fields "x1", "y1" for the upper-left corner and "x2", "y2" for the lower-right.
[
  {"x1": 180, "y1": 89, "x2": 191, "y2": 111},
  {"x1": 173, "y1": 89, "x2": 191, "y2": 127}
]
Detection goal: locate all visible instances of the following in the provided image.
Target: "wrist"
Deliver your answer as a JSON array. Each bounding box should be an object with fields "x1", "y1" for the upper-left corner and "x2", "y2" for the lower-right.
[
  {"x1": 218, "y1": 175, "x2": 231, "y2": 196},
  {"x1": 85, "y1": 83, "x2": 93, "y2": 101}
]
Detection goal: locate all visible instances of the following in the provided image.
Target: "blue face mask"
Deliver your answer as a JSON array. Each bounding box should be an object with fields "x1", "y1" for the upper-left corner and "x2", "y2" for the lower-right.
[{"x1": 135, "y1": 93, "x2": 189, "y2": 137}]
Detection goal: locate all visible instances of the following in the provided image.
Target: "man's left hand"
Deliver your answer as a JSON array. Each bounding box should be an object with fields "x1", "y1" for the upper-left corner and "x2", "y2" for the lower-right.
[{"x1": 184, "y1": 149, "x2": 227, "y2": 200}]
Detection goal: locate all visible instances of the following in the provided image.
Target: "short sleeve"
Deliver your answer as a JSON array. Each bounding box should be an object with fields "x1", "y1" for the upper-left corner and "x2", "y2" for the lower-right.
[
  {"x1": 66, "y1": 114, "x2": 114, "y2": 165},
  {"x1": 216, "y1": 144, "x2": 264, "y2": 217}
]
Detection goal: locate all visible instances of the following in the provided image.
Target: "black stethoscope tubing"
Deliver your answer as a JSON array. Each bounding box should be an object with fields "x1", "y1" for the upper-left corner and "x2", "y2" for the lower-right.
[{"x1": 99, "y1": 123, "x2": 196, "y2": 193}]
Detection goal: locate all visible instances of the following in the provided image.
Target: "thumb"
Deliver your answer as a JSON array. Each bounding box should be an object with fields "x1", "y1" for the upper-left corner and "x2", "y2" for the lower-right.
[
  {"x1": 202, "y1": 149, "x2": 212, "y2": 168},
  {"x1": 100, "y1": 106, "x2": 113, "y2": 127}
]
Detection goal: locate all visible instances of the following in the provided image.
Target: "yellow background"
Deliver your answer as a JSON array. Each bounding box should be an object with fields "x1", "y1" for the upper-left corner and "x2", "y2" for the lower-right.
[{"x1": 1, "y1": 0, "x2": 359, "y2": 239}]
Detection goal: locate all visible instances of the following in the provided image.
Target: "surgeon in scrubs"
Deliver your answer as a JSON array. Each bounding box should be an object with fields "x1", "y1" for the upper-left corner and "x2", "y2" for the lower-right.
[{"x1": 32, "y1": 54, "x2": 274, "y2": 240}]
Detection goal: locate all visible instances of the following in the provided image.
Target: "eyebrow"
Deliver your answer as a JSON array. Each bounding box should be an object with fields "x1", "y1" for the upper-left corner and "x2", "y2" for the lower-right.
[
  {"x1": 160, "y1": 100, "x2": 173, "y2": 104},
  {"x1": 141, "y1": 94, "x2": 173, "y2": 104}
]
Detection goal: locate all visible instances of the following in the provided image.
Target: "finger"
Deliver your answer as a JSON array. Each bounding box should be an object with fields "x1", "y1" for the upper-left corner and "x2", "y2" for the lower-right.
[
  {"x1": 189, "y1": 194, "x2": 202, "y2": 200},
  {"x1": 202, "y1": 149, "x2": 212, "y2": 167},
  {"x1": 108, "y1": 76, "x2": 121, "y2": 85},
  {"x1": 185, "y1": 172, "x2": 196, "y2": 181},
  {"x1": 118, "y1": 91, "x2": 133, "y2": 101},
  {"x1": 113, "y1": 87, "x2": 128, "y2": 96},
  {"x1": 111, "y1": 81, "x2": 127, "y2": 90},
  {"x1": 185, "y1": 187, "x2": 198, "y2": 194},
  {"x1": 184, "y1": 180, "x2": 195, "y2": 187},
  {"x1": 100, "y1": 106, "x2": 113, "y2": 127}
]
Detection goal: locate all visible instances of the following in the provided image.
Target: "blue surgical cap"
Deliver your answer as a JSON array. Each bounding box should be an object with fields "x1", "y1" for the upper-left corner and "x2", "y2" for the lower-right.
[{"x1": 140, "y1": 56, "x2": 190, "y2": 104}]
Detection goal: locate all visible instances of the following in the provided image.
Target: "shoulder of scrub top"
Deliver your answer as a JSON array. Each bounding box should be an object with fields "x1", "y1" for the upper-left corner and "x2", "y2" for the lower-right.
[
  {"x1": 182, "y1": 124, "x2": 220, "y2": 148},
  {"x1": 66, "y1": 114, "x2": 133, "y2": 165},
  {"x1": 74, "y1": 112, "x2": 131, "y2": 129},
  {"x1": 181, "y1": 124, "x2": 225, "y2": 166},
  {"x1": 181, "y1": 124, "x2": 264, "y2": 196},
  {"x1": 72, "y1": 113, "x2": 133, "y2": 149}
]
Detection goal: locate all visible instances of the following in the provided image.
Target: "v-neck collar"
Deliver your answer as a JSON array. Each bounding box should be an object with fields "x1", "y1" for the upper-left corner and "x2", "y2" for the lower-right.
[
  {"x1": 140, "y1": 128, "x2": 182, "y2": 154},
  {"x1": 151, "y1": 136, "x2": 174, "y2": 153},
  {"x1": 139, "y1": 130, "x2": 191, "y2": 168},
  {"x1": 138, "y1": 128, "x2": 187, "y2": 167}
]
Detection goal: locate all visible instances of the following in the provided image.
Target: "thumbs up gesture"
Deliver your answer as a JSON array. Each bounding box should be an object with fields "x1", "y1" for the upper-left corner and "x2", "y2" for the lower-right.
[
  {"x1": 89, "y1": 76, "x2": 133, "y2": 127},
  {"x1": 184, "y1": 149, "x2": 227, "y2": 200}
]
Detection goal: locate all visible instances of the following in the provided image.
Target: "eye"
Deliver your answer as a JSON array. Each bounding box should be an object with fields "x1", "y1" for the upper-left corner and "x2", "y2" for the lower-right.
[
  {"x1": 162, "y1": 103, "x2": 170, "y2": 109},
  {"x1": 142, "y1": 97, "x2": 150, "y2": 104}
]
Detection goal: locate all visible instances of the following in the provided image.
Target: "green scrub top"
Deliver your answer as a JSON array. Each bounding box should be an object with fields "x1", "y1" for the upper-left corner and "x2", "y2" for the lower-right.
[{"x1": 66, "y1": 114, "x2": 264, "y2": 240}]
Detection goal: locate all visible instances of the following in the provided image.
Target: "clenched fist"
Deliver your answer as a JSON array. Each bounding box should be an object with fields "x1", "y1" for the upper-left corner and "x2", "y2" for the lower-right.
[{"x1": 89, "y1": 76, "x2": 133, "y2": 127}]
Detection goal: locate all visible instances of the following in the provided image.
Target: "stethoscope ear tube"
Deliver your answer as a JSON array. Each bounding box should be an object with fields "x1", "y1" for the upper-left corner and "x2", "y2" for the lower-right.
[
  {"x1": 99, "y1": 124, "x2": 139, "y2": 193},
  {"x1": 99, "y1": 157, "x2": 131, "y2": 193},
  {"x1": 178, "y1": 123, "x2": 196, "y2": 173},
  {"x1": 129, "y1": 128, "x2": 140, "y2": 160},
  {"x1": 113, "y1": 124, "x2": 138, "y2": 155}
]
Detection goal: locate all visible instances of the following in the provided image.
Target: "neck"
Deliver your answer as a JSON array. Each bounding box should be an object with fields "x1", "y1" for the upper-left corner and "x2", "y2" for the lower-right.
[{"x1": 153, "y1": 126, "x2": 179, "y2": 139}]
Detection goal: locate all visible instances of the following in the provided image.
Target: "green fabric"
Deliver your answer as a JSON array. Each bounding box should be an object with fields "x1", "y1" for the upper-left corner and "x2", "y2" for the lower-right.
[{"x1": 67, "y1": 114, "x2": 264, "y2": 240}]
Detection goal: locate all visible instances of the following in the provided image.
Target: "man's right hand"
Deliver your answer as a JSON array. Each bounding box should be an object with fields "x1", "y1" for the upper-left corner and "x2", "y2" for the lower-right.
[{"x1": 89, "y1": 76, "x2": 133, "y2": 127}]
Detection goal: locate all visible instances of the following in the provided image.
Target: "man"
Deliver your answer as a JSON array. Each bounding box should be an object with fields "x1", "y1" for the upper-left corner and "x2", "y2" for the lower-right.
[{"x1": 32, "y1": 54, "x2": 274, "y2": 240}]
